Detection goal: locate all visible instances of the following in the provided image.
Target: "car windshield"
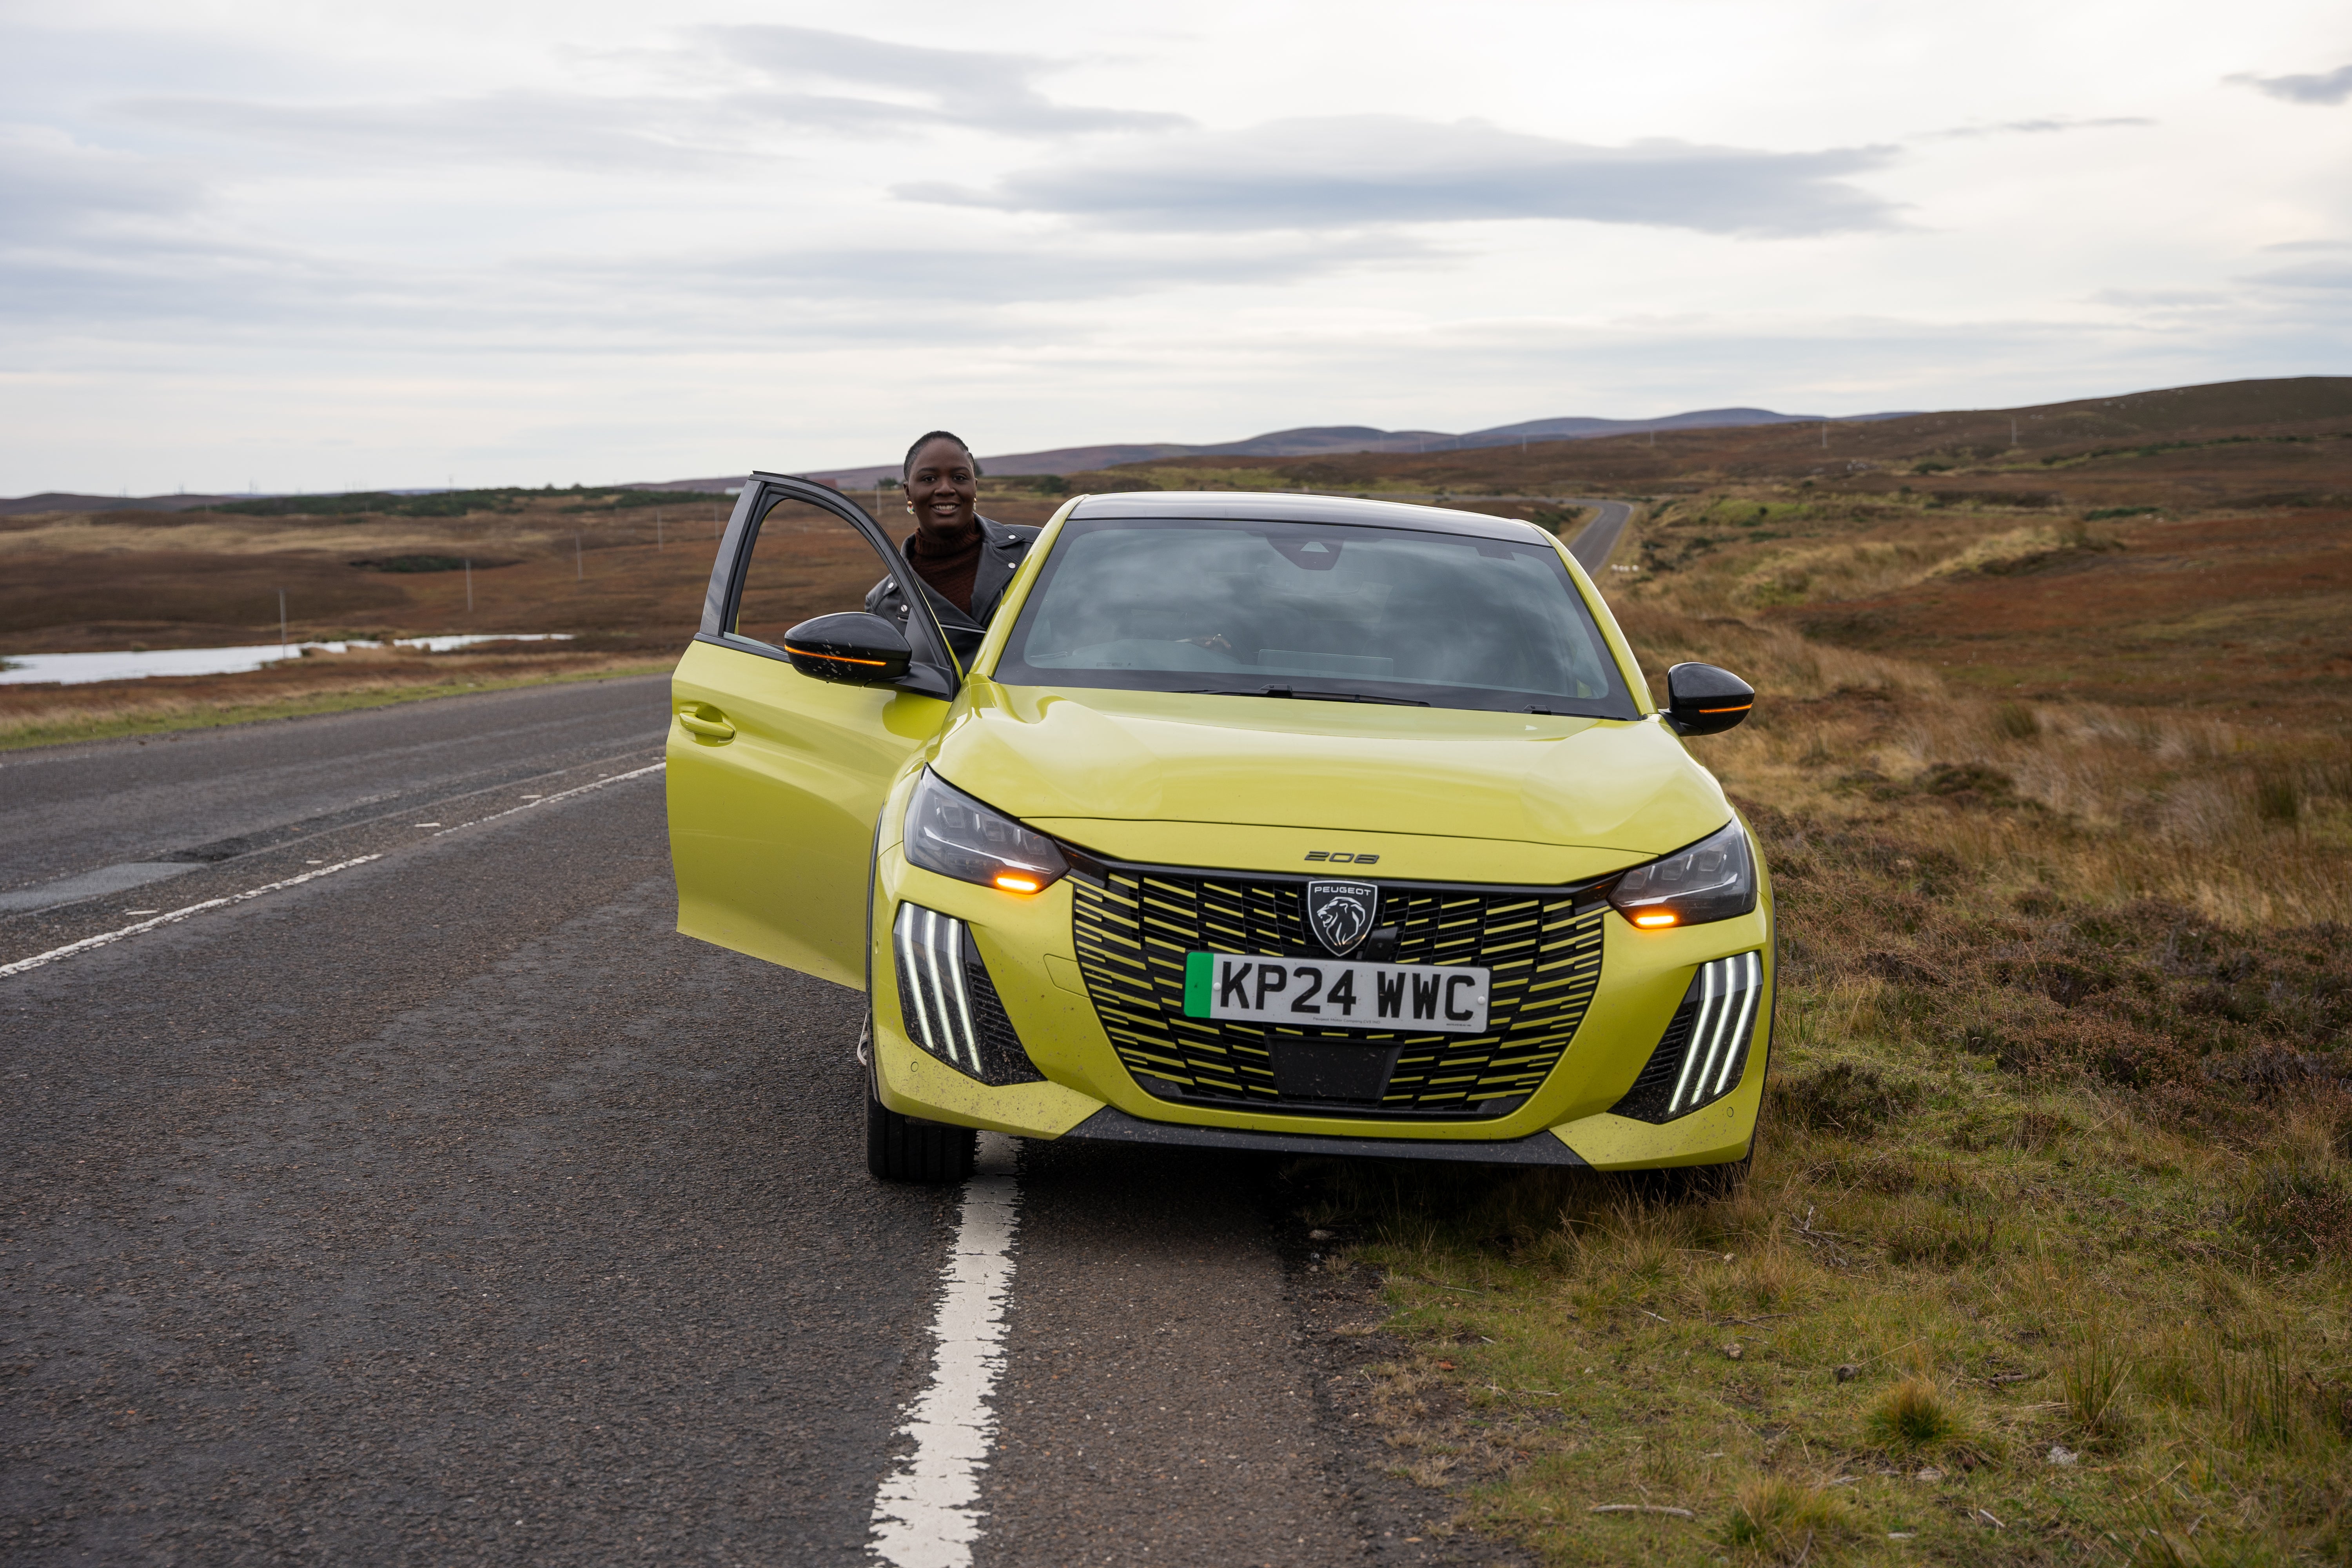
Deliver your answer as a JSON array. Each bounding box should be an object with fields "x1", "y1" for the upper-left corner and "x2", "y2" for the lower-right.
[{"x1": 993, "y1": 515, "x2": 1639, "y2": 717}]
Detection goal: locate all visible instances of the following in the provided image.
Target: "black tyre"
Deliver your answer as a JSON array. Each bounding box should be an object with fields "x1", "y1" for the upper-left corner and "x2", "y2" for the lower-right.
[{"x1": 866, "y1": 1075, "x2": 976, "y2": 1183}]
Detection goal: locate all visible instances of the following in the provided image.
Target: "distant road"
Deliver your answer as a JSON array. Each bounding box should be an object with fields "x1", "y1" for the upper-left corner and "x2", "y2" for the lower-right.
[
  {"x1": 1564, "y1": 497, "x2": 1635, "y2": 573},
  {"x1": 1265, "y1": 490, "x2": 1635, "y2": 571},
  {"x1": 1287, "y1": 491, "x2": 1633, "y2": 572}
]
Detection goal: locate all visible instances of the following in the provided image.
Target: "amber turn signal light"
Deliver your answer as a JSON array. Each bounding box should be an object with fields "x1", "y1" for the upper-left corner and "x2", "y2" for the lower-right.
[
  {"x1": 1632, "y1": 912, "x2": 1680, "y2": 928},
  {"x1": 992, "y1": 874, "x2": 1043, "y2": 894}
]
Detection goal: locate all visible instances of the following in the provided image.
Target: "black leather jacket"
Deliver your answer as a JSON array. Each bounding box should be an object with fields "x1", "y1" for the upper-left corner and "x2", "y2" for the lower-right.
[{"x1": 865, "y1": 514, "x2": 1040, "y2": 667}]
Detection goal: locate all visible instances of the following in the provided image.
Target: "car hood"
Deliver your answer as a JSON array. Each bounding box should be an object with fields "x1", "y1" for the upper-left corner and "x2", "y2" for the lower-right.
[{"x1": 933, "y1": 682, "x2": 1732, "y2": 858}]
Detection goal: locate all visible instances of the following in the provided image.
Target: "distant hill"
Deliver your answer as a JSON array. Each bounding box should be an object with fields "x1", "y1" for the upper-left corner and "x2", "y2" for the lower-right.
[
  {"x1": 779, "y1": 407, "x2": 1920, "y2": 488},
  {"x1": 15, "y1": 379, "x2": 2341, "y2": 514},
  {"x1": 1116, "y1": 375, "x2": 2352, "y2": 508},
  {"x1": 0, "y1": 487, "x2": 472, "y2": 517},
  {"x1": 0, "y1": 491, "x2": 245, "y2": 518}
]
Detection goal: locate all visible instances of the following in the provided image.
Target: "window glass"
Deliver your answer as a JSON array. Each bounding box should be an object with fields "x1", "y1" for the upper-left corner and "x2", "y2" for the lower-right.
[
  {"x1": 730, "y1": 495, "x2": 903, "y2": 652},
  {"x1": 995, "y1": 517, "x2": 1635, "y2": 717}
]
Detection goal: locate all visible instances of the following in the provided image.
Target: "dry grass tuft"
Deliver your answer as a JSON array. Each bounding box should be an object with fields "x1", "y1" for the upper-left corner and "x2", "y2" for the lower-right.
[
  {"x1": 1719, "y1": 1476, "x2": 1853, "y2": 1564},
  {"x1": 2125, "y1": 1514, "x2": 2297, "y2": 1568},
  {"x1": 2060, "y1": 1321, "x2": 2137, "y2": 1445},
  {"x1": 1768, "y1": 1061, "x2": 1921, "y2": 1137},
  {"x1": 1992, "y1": 700, "x2": 2041, "y2": 740},
  {"x1": 2210, "y1": 1337, "x2": 2323, "y2": 1454},
  {"x1": 1864, "y1": 1375, "x2": 1964, "y2": 1451},
  {"x1": 2233, "y1": 1109, "x2": 2352, "y2": 1267}
]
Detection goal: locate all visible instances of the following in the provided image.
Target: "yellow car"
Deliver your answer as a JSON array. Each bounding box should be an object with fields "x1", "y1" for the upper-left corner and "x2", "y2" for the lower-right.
[{"x1": 668, "y1": 476, "x2": 1769, "y2": 1185}]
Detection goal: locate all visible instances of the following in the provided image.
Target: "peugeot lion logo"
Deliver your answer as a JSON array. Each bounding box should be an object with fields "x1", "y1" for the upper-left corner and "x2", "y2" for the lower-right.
[{"x1": 1307, "y1": 880, "x2": 1379, "y2": 957}]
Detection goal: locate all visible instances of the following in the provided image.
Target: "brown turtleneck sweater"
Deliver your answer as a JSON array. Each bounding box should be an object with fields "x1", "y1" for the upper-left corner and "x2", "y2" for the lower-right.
[{"x1": 903, "y1": 524, "x2": 982, "y2": 615}]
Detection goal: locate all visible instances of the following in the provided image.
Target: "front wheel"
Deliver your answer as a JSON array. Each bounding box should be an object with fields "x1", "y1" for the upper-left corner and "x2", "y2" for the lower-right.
[{"x1": 866, "y1": 1073, "x2": 976, "y2": 1183}]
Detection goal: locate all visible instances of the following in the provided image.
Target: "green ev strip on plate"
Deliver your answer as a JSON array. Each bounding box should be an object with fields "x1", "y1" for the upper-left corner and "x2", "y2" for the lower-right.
[{"x1": 1184, "y1": 949, "x2": 1213, "y2": 1018}]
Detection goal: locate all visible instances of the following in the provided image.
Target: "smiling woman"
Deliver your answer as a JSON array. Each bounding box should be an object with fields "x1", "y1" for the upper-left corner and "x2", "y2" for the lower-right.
[{"x1": 864, "y1": 433, "x2": 1041, "y2": 668}]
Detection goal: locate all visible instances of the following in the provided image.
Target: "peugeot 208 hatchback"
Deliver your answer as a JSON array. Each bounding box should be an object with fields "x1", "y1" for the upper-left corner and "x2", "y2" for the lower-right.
[{"x1": 668, "y1": 477, "x2": 1768, "y2": 1183}]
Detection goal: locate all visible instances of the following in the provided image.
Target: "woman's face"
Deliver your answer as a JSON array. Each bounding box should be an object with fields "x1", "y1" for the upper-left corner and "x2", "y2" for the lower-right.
[{"x1": 904, "y1": 439, "x2": 978, "y2": 541}]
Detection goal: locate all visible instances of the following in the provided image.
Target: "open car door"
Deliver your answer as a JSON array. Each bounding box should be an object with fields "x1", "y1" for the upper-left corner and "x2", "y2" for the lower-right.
[{"x1": 667, "y1": 474, "x2": 962, "y2": 988}]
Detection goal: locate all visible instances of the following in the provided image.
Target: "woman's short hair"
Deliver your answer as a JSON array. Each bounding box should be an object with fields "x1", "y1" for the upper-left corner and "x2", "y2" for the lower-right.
[{"x1": 903, "y1": 430, "x2": 980, "y2": 479}]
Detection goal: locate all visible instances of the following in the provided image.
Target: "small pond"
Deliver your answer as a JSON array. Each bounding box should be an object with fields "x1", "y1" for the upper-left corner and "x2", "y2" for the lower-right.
[{"x1": 0, "y1": 635, "x2": 576, "y2": 686}]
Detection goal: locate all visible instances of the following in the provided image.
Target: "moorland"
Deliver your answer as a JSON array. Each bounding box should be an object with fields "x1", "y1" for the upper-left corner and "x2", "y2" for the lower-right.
[
  {"x1": 4, "y1": 377, "x2": 2349, "y2": 1559},
  {"x1": 1245, "y1": 377, "x2": 2352, "y2": 1566}
]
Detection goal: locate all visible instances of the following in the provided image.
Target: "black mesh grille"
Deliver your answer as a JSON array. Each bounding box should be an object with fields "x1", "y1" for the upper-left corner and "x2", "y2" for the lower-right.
[
  {"x1": 1071, "y1": 862, "x2": 1605, "y2": 1119},
  {"x1": 1610, "y1": 991, "x2": 1702, "y2": 1122},
  {"x1": 963, "y1": 938, "x2": 1045, "y2": 1086}
]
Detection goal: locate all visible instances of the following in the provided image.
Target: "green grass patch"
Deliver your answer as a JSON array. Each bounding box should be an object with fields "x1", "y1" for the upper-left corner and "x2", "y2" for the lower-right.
[
  {"x1": 0, "y1": 662, "x2": 670, "y2": 752},
  {"x1": 1288, "y1": 786, "x2": 2352, "y2": 1562}
]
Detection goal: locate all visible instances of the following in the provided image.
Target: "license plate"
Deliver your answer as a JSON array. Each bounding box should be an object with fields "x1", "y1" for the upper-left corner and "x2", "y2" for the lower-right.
[{"x1": 1181, "y1": 952, "x2": 1490, "y2": 1034}]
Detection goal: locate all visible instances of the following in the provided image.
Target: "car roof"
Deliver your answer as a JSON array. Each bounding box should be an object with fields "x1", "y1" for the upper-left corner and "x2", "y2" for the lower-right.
[{"x1": 1067, "y1": 489, "x2": 1551, "y2": 544}]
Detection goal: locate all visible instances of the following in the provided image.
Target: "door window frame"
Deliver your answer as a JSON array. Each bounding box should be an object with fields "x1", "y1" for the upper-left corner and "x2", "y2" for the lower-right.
[{"x1": 693, "y1": 471, "x2": 962, "y2": 700}]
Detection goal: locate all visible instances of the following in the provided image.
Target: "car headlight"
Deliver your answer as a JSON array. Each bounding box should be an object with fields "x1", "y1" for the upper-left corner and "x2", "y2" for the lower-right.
[
  {"x1": 1607, "y1": 820, "x2": 1756, "y2": 929},
  {"x1": 902, "y1": 769, "x2": 1069, "y2": 895}
]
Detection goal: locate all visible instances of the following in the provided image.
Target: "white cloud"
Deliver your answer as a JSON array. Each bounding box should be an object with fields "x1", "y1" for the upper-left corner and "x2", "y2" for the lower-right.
[
  {"x1": 122, "y1": 24, "x2": 1182, "y2": 174},
  {"x1": 702, "y1": 24, "x2": 1187, "y2": 136},
  {"x1": 0, "y1": 124, "x2": 196, "y2": 230},
  {"x1": 127, "y1": 89, "x2": 767, "y2": 174},
  {"x1": 2227, "y1": 63, "x2": 2352, "y2": 104},
  {"x1": 1916, "y1": 116, "x2": 2156, "y2": 139},
  {"x1": 898, "y1": 116, "x2": 1901, "y2": 236},
  {"x1": 1, "y1": 0, "x2": 2347, "y2": 495},
  {"x1": 2246, "y1": 260, "x2": 2352, "y2": 289}
]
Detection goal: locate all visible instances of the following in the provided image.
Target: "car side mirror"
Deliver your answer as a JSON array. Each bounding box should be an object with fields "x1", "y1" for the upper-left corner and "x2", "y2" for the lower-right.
[
  {"x1": 1664, "y1": 662, "x2": 1755, "y2": 736},
  {"x1": 781, "y1": 612, "x2": 912, "y2": 685}
]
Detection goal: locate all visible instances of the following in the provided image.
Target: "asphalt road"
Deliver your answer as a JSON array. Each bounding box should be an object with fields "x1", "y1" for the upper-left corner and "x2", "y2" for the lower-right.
[
  {"x1": 0, "y1": 680, "x2": 682, "y2": 913},
  {"x1": 2, "y1": 678, "x2": 1528, "y2": 1566},
  {"x1": 1563, "y1": 499, "x2": 1634, "y2": 574}
]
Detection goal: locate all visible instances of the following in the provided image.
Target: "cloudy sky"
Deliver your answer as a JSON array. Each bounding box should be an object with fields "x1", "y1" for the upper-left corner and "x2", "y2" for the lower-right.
[{"x1": 2, "y1": 0, "x2": 2347, "y2": 495}]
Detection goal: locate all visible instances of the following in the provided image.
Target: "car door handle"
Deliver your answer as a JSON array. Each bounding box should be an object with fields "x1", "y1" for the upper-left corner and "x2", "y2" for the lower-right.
[{"x1": 677, "y1": 705, "x2": 736, "y2": 742}]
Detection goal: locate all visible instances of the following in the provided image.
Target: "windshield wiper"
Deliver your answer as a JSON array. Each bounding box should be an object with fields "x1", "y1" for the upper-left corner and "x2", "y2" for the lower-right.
[{"x1": 1184, "y1": 685, "x2": 1430, "y2": 707}]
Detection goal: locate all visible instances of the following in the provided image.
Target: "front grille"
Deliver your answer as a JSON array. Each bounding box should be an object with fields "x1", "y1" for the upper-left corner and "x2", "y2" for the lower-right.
[{"x1": 1070, "y1": 860, "x2": 1605, "y2": 1118}]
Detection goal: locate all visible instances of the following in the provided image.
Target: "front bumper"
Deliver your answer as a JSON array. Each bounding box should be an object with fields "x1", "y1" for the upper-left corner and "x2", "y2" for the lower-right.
[
  {"x1": 1054, "y1": 1106, "x2": 1588, "y2": 1165},
  {"x1": 867, "y1": 837, "x2": 1772, "y2": 1170}
]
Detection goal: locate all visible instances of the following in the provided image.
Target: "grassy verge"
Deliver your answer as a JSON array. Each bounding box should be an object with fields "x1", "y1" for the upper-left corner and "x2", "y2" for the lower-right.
[
  {"x1": 0, "y1": 657, "x2": 671, "y2": 751},
  {"x1": 1293, "y1": 499, "x2": 2351, "y2": 1564}
]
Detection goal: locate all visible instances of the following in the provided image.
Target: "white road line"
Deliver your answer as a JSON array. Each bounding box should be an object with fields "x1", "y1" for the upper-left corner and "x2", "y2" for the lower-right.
[
  {"x1": 0, "y1": 856, "x2": 383, "y2": 980},
  {"x1": 432, "y1": 760, "x2": 666, "y2": 835},
  {"x1": 869, "y1": 1132, "x2": 1022, "y2": 1568}
]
